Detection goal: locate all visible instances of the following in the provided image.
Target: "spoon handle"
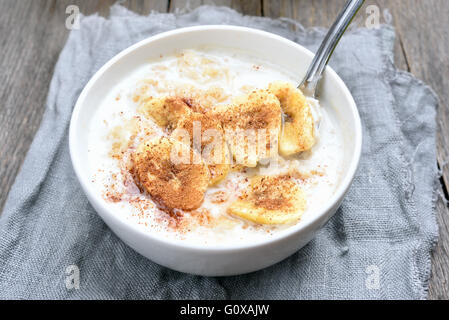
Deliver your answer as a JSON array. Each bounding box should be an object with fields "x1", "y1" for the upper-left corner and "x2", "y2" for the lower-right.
[{"x1": 300, "y1": 0, "x2": 365, "y2": 97}]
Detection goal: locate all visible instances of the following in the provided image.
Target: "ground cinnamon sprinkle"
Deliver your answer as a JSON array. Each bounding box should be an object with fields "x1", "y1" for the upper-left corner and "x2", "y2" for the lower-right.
[
  {"x1": 240, "y1": 175, "x2": 298, "y2": 212},
  {"x1": 105, "y1": 192, "x2": 122, "y2": 203},
  {"x1": 210, "y1": 191, "x2": 229, "y2": 204}
]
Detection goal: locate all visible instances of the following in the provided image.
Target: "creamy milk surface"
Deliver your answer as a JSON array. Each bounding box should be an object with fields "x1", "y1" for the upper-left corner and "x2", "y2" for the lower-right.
[{"x1": 87, "y1": 47, "x2": 344, "y2": 246}]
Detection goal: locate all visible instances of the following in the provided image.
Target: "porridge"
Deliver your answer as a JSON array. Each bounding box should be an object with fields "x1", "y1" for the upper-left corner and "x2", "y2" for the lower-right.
[{"x1": 87, "y1": 48, "x2": 344, "y2": 246}]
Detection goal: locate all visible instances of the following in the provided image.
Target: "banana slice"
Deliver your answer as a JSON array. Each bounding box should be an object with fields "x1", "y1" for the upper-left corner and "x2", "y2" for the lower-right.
[
  {"x1": 227, "y1": 175, "x2": 306, "y2": 225},
  {"x1": 137, "y1": 97, "x2": 193, "y2": 130},
  {"x1": 171, "y1": 112, "x2": 230, "y2": 186},
  {"x1": 131, "y1": 137, "x2": 210, "y2": 211},
  {"x1": 268, "y1": 82, "x2": 315, "y2": 156},
  {"x1": 215, "y1": 89, "x2": 282, "y2": 167}
]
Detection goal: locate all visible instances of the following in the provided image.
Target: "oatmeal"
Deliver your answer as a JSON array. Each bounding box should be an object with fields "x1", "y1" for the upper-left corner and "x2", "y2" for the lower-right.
[{"x1": 87, "y1": 48, "x2": 344, "y2": 245}]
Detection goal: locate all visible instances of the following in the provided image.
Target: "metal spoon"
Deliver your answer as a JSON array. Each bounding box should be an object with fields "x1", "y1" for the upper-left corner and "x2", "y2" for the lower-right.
[{"x1": 299, "y1": 0, "x2": 365, "y2": 98}]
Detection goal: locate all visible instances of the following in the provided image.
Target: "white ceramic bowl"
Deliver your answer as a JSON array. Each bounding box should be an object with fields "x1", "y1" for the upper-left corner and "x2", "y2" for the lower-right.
[{"x1": 69, "y1": 26, "x2": 362, "y2": 276}]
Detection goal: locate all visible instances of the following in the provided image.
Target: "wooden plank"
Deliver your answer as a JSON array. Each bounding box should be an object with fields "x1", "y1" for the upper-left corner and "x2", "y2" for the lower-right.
[
  {"x1": 169, "y1": 0, "x2": 262, "y2": 15},
  {"x1": 432, "y1": 188, "x2": 449, "y2": 299},
  {"x1": 264, "y1": 0, "x2": 346, "y2": 26},
  {"x1": 377, "y1": 0, "x2": 449, "y2": 189},
  {"x1": 378, "y1": 0, "x2": 449, "y2": 300},
  {"x1": 0, "y1": 0, "x2": 72, "y2": 215},
  {"x1": 263, "y1": 0, "x2": 410, "y2": 71},
  {"x1": 64, "y1": 0, "x2": 169, "y2": 16},
  {"x1": 0, "y1": 0, "x2": 168, "y2": 214},
  {"x1": 124, "y1": 0, "x2": 169, "y2": 14}
]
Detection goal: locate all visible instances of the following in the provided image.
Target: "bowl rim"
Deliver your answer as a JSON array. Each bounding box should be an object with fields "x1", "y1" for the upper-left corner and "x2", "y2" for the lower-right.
[{"x1": 69, "y1": 25, "x2": 362, "y2": 252}]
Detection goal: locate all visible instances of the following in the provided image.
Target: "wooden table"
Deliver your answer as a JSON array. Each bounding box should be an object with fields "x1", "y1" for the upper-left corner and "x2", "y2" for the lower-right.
[{"x1": 0, "y1": 0, "x2": 448, "y2": 299}]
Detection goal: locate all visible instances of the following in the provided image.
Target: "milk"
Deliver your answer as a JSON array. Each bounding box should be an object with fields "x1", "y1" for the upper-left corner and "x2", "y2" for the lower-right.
[{"x1": 87, "y1": 48, "x2": 344, "y2": 246}]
